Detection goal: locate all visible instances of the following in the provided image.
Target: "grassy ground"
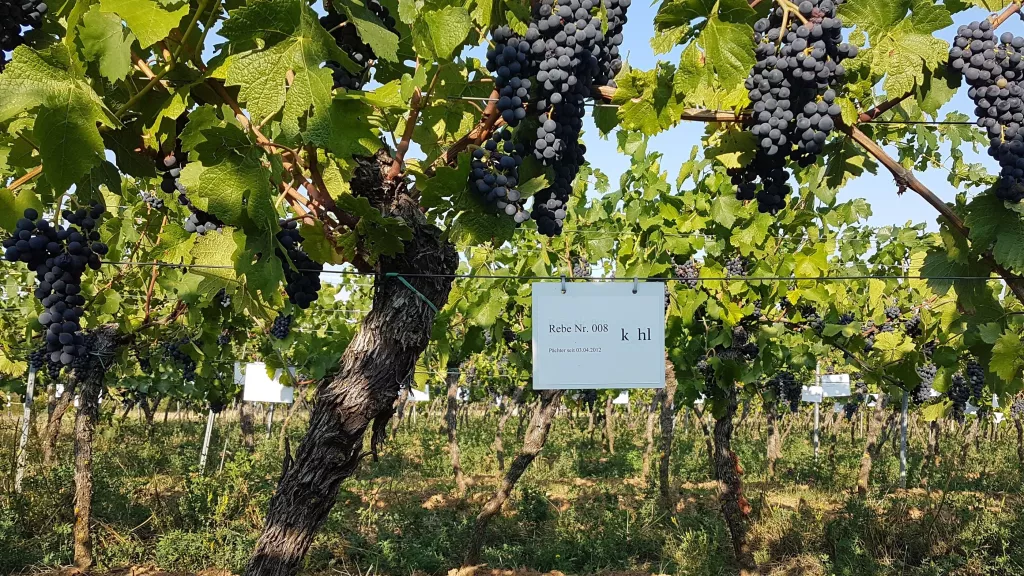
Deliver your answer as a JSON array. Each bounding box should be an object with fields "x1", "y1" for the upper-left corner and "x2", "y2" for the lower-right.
[{"x1": 0, "y1": 400, "x2": 1022, "y2": 576}]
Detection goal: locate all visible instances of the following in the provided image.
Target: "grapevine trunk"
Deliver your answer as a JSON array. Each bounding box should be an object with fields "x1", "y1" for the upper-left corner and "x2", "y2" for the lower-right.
[{"x1": 243, "y1": 192, "x2": 457, "y2": 576}]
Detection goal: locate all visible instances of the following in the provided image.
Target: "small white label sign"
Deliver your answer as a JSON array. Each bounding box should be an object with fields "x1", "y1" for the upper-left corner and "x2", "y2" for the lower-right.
[
  {"x1": 241, "y1": 362, "x2": 295, "y2": 404},
  {"x1": 817, "y1": 374, "x2": 851, "y2": 397},
  {"x1": 532, "y1": 282, "x2": 665, "y2": 389}
]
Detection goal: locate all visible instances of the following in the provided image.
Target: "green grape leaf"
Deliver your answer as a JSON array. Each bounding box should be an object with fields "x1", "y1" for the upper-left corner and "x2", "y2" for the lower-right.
[
  {"x1": 0, "y1": 46, "x2": 113, "y2": 192},
  {"x1": 179, "y1": 151, "x2": 277, "y2": 237},
  {"x1": 220, "y1": 0, "x2": 354, "y2": 126},
  {"x1": 0, "y1": 188, "x2": 42, "y2": 233},
  {"x1": 79, "y1": 6, "x2": 136, "y2": 83},
  {"x1": 709, "y1": 193, "x2": 740, "y2": 228},
  {"x1": 413, "y1": 7, "x2": 472, "y2": 60},
  {"x1": 178, "y1": 230, "x2": 244, "y2": 301},
  {"x1": 873, "y1": 332, "x2": 916, "y2": 364},
  {"x1": 991, "y1": 331, "x2": 1024, "y2": 382},
  {"x1": 338, "y1": 0, "x2": 400, "y2": 62},
  {"x1": 98, "y1": 0, "x2": 188, "y2": 48},
  {"x1": 299, "y1": 220, "x2": 347, "y2": 265},
  {"x1": 306, "y1": 99, "x2": 383, "y2": 164},
  {"x1": 843, "y1": 0, "x2": 952, "y2": 99},
  {"x1": 613, "y1": 63, "x2": 685, "y2": 136}
]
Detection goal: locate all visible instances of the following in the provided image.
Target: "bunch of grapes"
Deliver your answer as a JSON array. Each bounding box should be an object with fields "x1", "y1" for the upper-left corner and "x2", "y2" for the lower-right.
[
  {"x1": 141, "y1": 192, "x2": 164, "y2": 210},
  {"x1": 732, "y1": 325, "x2": 749, "y2": 347},
  {"x1": 593, "y1": 0, "x2": 630, "y2": 87},
  {"x1": 162, "y1": 338, "x2": 196, "y2": 382},
  {"x1": 270, "y1": 313, "x2": 293, "y2": 340},
  {"x1": 838, "y1": 312, "x2": 856, "y2": 325},
  {"x1": 0, "y1": 0, "x2": 47, "y2": 71},
  {"x1": 885, "y1": 305, "x2": 901, "y2": 320},
  {"x1": 725, "y1": 256, "x2": 746, "y2": 277},
  {"x1": 3, "y1": 205, "x2": 108, "y2": 367},
  {"x1": 768, "y1": 371, "x2": 801, "y2": 413},
  {"x1": 276, "y1": 220, "x2": 323, "y2": 309},
  {"x1": 752, "y1": 300, "x2": 763, "y2": 318},
  {"x1": 913, "y1": 363, "x2": 936, "y2": 404},
  {"x1": 572, "y1": 256, "x2": 591, "y2": 278},
  {"x1": 904, "y1": 313, "x2": 923, "y2": 337},
  {"x1": 921, "y1": 340, "x2": 937, "y2": 359},
  {"x1": 215, "y1": 288, "x2": 231, "y2": 309},
  {"x1": 320, "y1": 1, "x2": 397, "y2": 90},
  {"x1": 674, "y1": 259, "x2": 701, "y2": 288},
  {"x1": 736, "y1": 0, "x2": 857, "y2": 213},
  {"x1": 949, "y1": 373, "x2": 971, "y2": 423},
  {"x1": 844, "y1": 379, "x2": 868, "y2": 419},
  {"x1": 29, "y1": 347, "x2": 45, "y2": 372},
  {"x1": 527, "y1": 0, "x2": 602, "y2": 236},
  {"x1": 949, "y1": 21, "x2": 1024, "y2": 203},
  {"x1": 1012, "y1": 396, "x2": 1024, "y2": 419},
  {"x1": 156, "y1": 150, "x2": 223, "y2": 235},
  {"x1": 800, "y1": 306, "x2": 824, "y2": 334},
  {"x1": 966, "y1": 360, "x2": 986, "y2": 402}
]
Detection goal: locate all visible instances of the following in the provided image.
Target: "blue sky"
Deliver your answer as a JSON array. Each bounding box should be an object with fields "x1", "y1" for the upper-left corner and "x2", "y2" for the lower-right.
[{"x1": 579, "y1": 5, "x2": 992, "y2": 232}]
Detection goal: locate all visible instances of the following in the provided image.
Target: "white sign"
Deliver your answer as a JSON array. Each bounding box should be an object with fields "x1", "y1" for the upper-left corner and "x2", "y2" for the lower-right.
[
  {"x1": 409, "y1": 388, "x2": 429, "y2": 402},
  {"x1": 240, "y1": 362, "x2": 295, "y2": 404},
  {"x1": 817, "y1": 374, "x2": 851, "y2": 397},
  {"x1": 532, "y1": 282, "x2": 665, "y2": 389},
  {"x1": 613, "y1": 391, "x2": 630, "y2": 405},
  {"x1": 802, "y1": 385, "x2": 824, "y2": 403}
]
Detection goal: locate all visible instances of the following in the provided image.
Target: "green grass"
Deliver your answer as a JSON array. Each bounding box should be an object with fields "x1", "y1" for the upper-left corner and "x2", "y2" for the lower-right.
[{"x1": 0, "y1": 403, "x2": 1022, "y2": 575}]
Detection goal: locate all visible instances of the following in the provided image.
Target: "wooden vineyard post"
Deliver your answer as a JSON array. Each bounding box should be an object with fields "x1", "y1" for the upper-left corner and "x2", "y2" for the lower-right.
[{"x1": 14, "y1": 367, "x2": 35, "y2": 493}]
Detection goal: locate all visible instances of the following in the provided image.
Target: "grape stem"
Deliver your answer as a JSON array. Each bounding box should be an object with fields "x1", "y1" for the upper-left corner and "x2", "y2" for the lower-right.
[{"x1": 777, "y1": 0, "x2": 810, "y2": 26}]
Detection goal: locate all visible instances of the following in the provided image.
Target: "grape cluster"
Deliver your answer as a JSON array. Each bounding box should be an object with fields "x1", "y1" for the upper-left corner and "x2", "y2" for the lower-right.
[
  {"x1": 527, "y1": 0, "x2": 602, "y2": 236},
  {"x1": 921, "y1": 339, "x2": 937, "y2": 359},
  {"x1": 844, "y1": 378, "x2": 867, "y2": 419},
  {"x1": 29, "y1": 347, "x2": 45, "y2": 372},
  {"x1": 966, "y1": 360, "x2": 986, "y2": 402},
  {"x1": 884, "y1": 305, "x2": 901, "y2": 320},
  {"x1": 0, "y1": 0, "x2": 47, "y2": 71},
  {"x1": 488, "y1": 26, "x2": 533, "y2": 127},
  {"x1": 913, "y1": 363, "x2": 936, "y2": 404},
  {"x1": 737, "y1": 0, "x2": 857, "y2": 213},
  {"x1": 768, "y1": 371, "x2": 801, "y2": 413},
  {"x1": 949, "y1": 21, "x2": 1024, "y2": 203},
  {"x1": 163, "y1": 339, "x2": 196, "y2": 382},
  {"x1": 157, "y1": 150, "x2": 223, "y2": 235},
  {"x1": 321, "y1": 1, "x2": 396, "y2": 90},
  {"x1": 270, "y1": 313, "x2": 293, "y2": 340},
  {"x1": 725, "y1": 256, "x2": 746, "y2": 277},
  {"x1": 142, "y1": 192, "x2": 165, "y2": 210},
  {"x1": 904, "y1": 313, "x2": 923, "y2": 337},
  {"x1": 801, "y1": 306, "x2": 824, "y2": 334},
  {"x1": 572, "y1": 256, "x2": 591, "y2": 278},
  {"x1": 838, "y1": 312, "x2": 855, "y2": 325},
  {"x1": 3, "y1": 205, "x2": 108, "y2": 367},
  {"x1": 1012, "y1": 396, "x2": 1024, "y2": 419},
  {"x1": 217, "y1": 331, "x2": 230, "y2": 346},
  {"x1": 593, "y1": 0, "x2": 630, "y2": 87},
  {"x1": 949, "y1": 373, "x2": 971, "y2": 423},
  {"x1": 470, "y1": 133, "x2": 530, "y2": 223},
  {"x1": 215, "y1": 288, "x2": 231, "y2": 309},
  {"x1": 276, "y1": 220, "x2": 323, "y2": 309},
  {"x1": 674, "y1": 259, "x2": 700, "y2": 288}
]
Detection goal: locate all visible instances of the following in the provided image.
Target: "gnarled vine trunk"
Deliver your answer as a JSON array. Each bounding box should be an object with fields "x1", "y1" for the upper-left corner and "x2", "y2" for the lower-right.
[
  {"x1": 766, "y1": 403, "x2": 781, "y2": 478},
  {"x1": 446, "y1": 369, "x2": 467, "y2": 497},
  {"x1": 658, "y1": 360, "x2": 678, "y2": 508},
  {"x1": 464, "y1": 390, "x2": 562, "y2": 566},
  {"x1": 42, "y1": 380, "x2": 76, "y2": 467},
  {"x1": 244, "y1": 185, "x2": 457, "y2": 576},
  {"x1": 494, "y1": 386, "x2": 525, "y2": 472},
  {"x1": 641, "y1": 388, "x2": 664, "y2": 481},
  {"x1": 72, "y1": 324, "x2": 121, "y2": 572},
  {"x1": 1014, "y1": 416, "x2": 1024, "y2": 466},
  {"x1": 712, "y1": 386, "x2": 756, "y2": 573},
  {"x1": 239, "y1": 400, "x2": 255, "y2": 453},
  {"x1": 604, "y1": 393, "x2": 616, "y2": 454},
  {"x1": 390, "y1": 383, "x2": 410, "y2": 441},
  {"x1": 857, "y1": 394, "x2": 895, "y2": 496}
]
